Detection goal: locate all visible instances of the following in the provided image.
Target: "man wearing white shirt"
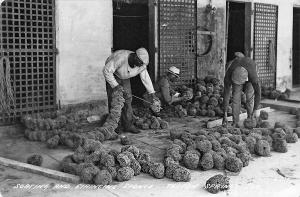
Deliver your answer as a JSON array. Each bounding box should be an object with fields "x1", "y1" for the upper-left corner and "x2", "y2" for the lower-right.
[{"x1": 103, "y1": 48, "x2": 156, "y2": 134}]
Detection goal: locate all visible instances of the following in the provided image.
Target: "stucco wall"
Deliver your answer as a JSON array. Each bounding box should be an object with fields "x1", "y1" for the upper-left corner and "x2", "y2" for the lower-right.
[
  {"x1": 56, "y1": 0, "x2": 112, "y2": 105},
  {"x1": 199, "y1": 0, "x2": 300, "y2": 90}
]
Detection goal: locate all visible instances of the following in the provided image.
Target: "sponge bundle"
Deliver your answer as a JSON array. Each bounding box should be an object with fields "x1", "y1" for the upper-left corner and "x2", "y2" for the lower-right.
[{"x1": 22, "y1": 87, "x2": 126, "y2": 149}]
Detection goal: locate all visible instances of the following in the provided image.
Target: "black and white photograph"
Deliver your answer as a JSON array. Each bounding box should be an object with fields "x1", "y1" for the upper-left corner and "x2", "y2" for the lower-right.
[{"x1": 0, "y1": 0, "x2": 300, "y2": 196}]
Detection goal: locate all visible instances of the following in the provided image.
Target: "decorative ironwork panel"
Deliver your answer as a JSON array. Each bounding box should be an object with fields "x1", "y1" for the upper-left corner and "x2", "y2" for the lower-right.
[
  {"x1": 253, "y1": 3, "x2": 278, "y2": 87},
  {"x1": 158, "y1": 0, "x2": 197, "y2": 85},
  {"x1": 0, "y1": 0, "x2": 56, "y2": 125}
]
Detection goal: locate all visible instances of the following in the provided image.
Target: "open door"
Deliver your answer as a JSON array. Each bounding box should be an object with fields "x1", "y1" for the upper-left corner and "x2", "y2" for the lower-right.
[
  {"x1": 113, "y1": 1, "x2": 151, "y2": 103},
  {"x1": 225, "y1": 1, "x2": 252, "y2": 65}
]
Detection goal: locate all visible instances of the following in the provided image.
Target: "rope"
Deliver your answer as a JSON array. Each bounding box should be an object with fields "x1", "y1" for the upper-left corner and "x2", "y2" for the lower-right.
[{"x1": 0, "y1": 56, "x2": 15, "y2": 116}]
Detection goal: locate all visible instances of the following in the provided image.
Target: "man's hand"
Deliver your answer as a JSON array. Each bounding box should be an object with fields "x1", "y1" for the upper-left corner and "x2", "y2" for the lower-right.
[
  {"x1": 113, "y1": 85, "x2": 123, "y2": 92},
  {"x1": 148, "y1": 93, "x2": 158, "y2": 102},
  {"x1": 248, "y1": 110, "x2": 259, "y2": 119},
  {"x1": 253, "y1": 110, "x2": 259, "y2": 118},
  {"x1": 222, "y1": 113, "x2": 228, "y2": 127}
]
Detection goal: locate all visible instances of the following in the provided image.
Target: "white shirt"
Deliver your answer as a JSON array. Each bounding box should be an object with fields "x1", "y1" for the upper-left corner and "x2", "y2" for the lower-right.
[{"x1": 103, "y1": 50, "x2": 155, "y2": 94}]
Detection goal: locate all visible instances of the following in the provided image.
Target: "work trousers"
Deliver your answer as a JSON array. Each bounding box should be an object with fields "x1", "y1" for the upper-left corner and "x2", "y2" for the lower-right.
[
  {"x1": 232, "y1": 82, "x2": 254, "y2": 124},
  {"x1": 106, "y1": 76, "x2": 133, "y2": 131}
]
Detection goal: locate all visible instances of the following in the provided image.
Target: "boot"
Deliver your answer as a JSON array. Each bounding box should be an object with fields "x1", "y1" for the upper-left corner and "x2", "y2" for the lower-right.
[{"x1": 125, "y1": 125, "x2": 141, "y2": 134}]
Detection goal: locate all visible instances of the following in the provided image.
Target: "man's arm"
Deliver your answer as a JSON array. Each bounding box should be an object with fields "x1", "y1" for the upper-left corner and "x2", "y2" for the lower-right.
[
  {"x1": 223, "y1": 72, "x2": 232, "y2": 114},
  {"x1": 160, "y1": 83, "x2": 173, "y2": 105},
  {"x1": 103, "y1": 59, "x2": 119, "y2": 88},
  {"x1": 139, "y1": 69, "x2": 155, "y2": 94},
  {"x1": 252, "y1": 82, "x2": 261, "y2": 111}
]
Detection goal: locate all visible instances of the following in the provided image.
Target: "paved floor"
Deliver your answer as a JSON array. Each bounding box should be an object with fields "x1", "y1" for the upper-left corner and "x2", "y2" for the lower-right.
[{"x1": 0, "y1": 110, "x2": 299, "y2": 197}]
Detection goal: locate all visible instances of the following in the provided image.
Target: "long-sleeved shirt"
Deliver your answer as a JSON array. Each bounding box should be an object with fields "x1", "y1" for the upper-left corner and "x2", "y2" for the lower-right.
[
  {"x1": 154, "y1": 75, "x2": 176, "y2": 105},
  {"x1": 103, "y1": 50, "x2": 155, "y2": 94},
  {"x1": 223, "y1": 57, "x2": 261, "y2": 112}
]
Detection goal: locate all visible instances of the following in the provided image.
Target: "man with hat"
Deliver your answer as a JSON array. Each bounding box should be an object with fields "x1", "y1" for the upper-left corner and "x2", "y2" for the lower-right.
[
  {"x1": 222, "y1": 52, "x2": 261, "y2": 127},
  {"x1": 154, "y1": 66, "x2": 186, "y2": 106},
  {"x1": 103, "y1": 48, "x2": 157, "y2": 134}
]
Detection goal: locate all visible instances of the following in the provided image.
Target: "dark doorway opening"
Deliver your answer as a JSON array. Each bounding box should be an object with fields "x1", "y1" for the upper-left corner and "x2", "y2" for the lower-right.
[
  {"x1": 113, "y1": 1, "x2": 149, "y2": 104},
  {"x1": 293, "y1": 7, "x2": 300, "y2": 87},
  {"x1": 226, "y1": 1, "x2": 251, "y2": 66}
]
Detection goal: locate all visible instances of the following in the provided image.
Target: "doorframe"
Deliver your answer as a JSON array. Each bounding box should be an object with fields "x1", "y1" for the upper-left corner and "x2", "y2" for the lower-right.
[
  {"x1": 292, "y1": 5, "x2": 300, "y2": 88},
  {"x1": 148, "y1": 0, "x2": 158, "y2": 82}
]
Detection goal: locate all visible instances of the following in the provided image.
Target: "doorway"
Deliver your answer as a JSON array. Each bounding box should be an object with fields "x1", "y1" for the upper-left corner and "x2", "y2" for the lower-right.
[
  {"x1": 113, "y1": 0, "x2": 150, "y2": 103},
  {"x1": 226, "y1": 1, "x2": 251, "y2": 65},
  {"x1": 293, "y1": 7, "x2": 300, "y2": 87}
]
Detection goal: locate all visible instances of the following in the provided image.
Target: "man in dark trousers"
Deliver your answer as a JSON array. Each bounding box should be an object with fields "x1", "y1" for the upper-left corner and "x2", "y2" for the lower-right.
[
  {"x1": 223, "y1": 52, "x2": 261, "y2": 127},
  {"x1": 103, "y1": 48, "x2": 157, "y2": 134}
]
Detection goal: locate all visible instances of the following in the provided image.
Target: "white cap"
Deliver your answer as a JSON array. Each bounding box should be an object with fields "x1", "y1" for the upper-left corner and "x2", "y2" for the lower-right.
[
  {"x1": 235, "y1": 52, "x2": 245, "y2": 58},
  {"x1": 136, "y1": 48, "x2": 149, "y2": 65},
  {"x1": 168, "y1": 66, "x2": 180, "y2": 78}
]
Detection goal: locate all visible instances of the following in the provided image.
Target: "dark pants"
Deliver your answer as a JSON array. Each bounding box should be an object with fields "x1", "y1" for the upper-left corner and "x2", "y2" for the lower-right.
[
  {"x1": 106, "y1": 77, "x2": 134, "y2": 131},
  {"x1": 232, "y1": 82, "x2": 254, "y2": 124}
]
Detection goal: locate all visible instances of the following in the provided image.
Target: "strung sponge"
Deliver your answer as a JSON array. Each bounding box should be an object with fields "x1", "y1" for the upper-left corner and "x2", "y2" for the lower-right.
[
  {"x1": 259, "y1": 121, "x2": 272, "y2": 129},
  {"x1": 255, "y1": 140, "x2": 271, "y2": 156},
  {"x1": 27, "y1": 154, "x2": 43, "y2": 166},
  {"x1": 272, "y1": 128, "x2": 286, "y2": 140},
  {"x1": 150, "y1": 116, "x2": 160, "y2": 129},
  {"x1": 80, "y1": 165, "x2": 99, "y2": 184},
  {"x1": 200, "y1": 152, "x2": 214, "y2": 171},
  {"x1": 46, "y1": 135, "x2": 60, "y2": 149},
  {"x1": 294, "y1": 127, "x2": 300, "y2": 138},
  {"x1": 237, "y1": 151, "x2": 251, "y2": 167},
  {"x1": 166, "y1": 148, "x2": 182, "y2": 161},
  {"x1": 225, "y1": 156, "x2": 243, "y2": 173},
  {"x1": 196, "y1": 140, "x2": 212, "y2": 153},
  {"x1": 121, "y1": 145, "x2": 140, "y2": 159},
  {"x1": 259, "y1": 110, "x2": 269, "y2": 120},
  {"x1": 272, "y1": 138, "x2": 288, "y2": 153},
  {"x1": 274, "y1": 122, "x2": 286, "y2": 129},
  {"x1": 285, "y1": 133, "x2": 298, "y2": 143},
  {"x1": 117, "y1": 167, "x2": 134, "y2": 182},
  {"x1": 93, "y1": 170, "x2": 112, "y2": 185},
  {"x1": 205, "y1": 174, "x2": 230, "y2": 194},
  {"x1": 212, "y1": 152, "x2": 225, "y2": 170},
  {"x1": 183, "y1": 150, "x2": 200, "y2": 170},
  {"x1": 149, "y1": 162, "x2": 165, "y2": 179},
  {"x1": 172, "y1": 166, "x2": 191, "y2": 182},
  {"x1": 130, "y1": 159, "x2": 141, "y2": 176},
  {"x1": 159, "y1": 119, "x2": 169, "y2": 129},
  {"x1": 243, "y1": 118, "x2": 257, "y2": 129},
  {"x1": 102, "y1": 166, "x2": 117, "y2": 180},
  {"x1": 173, "y1": 139, "x2": 187, "y2": 152},
  {"x1": 117, "y1": 153, "x2": 131, "y2": 167}
]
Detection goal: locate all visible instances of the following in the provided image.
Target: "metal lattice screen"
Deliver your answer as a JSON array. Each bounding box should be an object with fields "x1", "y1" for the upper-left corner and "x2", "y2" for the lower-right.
[
  {"x1": 253, "y1": 3, "x2": 278, "y2": 87},
  {"x1": 0, "y1": 0, "x2": 56, "y2": 125},
  {"x1": 158, "y1": 0, "x2": 197, "y2": 85}
]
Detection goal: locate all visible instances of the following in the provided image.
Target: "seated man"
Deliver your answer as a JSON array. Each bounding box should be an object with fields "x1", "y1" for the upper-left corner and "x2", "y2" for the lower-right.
[{"x1": 154, "y1": 66, "x2": 186, "y2": 106}]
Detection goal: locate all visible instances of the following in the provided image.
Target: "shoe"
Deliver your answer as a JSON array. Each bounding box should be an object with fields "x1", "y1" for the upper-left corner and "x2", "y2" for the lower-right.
[{"x1": 125, "y1": 126, "x2": 141, "y2": 134}]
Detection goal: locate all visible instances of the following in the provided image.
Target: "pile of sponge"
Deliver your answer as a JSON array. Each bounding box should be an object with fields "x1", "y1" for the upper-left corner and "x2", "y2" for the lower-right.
[
  {"x1": 168, "y1": 111, "x2": 300, "y2": 174},
  {"x1": 22, "y1": 87, "x2": 126, "y2": 148}
]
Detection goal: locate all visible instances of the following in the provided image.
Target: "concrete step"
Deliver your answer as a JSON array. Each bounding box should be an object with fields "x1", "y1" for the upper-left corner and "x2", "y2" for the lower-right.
[{"x1": 261, "y1": 99, "x2": 300, "y2": 113}]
